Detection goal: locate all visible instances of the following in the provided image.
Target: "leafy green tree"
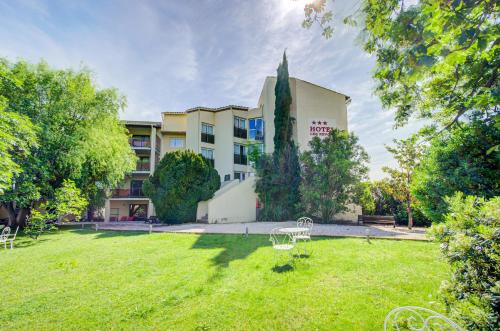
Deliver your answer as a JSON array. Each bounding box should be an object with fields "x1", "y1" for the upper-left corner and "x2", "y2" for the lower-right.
[
  {"x1": 24, "y1": 180, "x2": 87, "y2": 239},
  {"x1": 255, "y1": 52, "x2": 301, "y2": 221},
  {"x1": 355, "y1": 181, "x2": 375, "y2": 215},
  {"x1": 0, "y1": 98, "x2": 37, "y2": 194},
  {"x1": 383, "y1": 136, "x2": 425, "y2": 229},
  {"x1": 429, "y1": 193, "x2": 499, "y2": 330},
  {"x1": 299, "y1": 129, "x2": 369, "y2": 222},
  {"x1": 0, "y1": 59, "x2": 136, "y2": 226},
  {"x1": 143, "y1": 150, "x2": 220, "y2": 224},
  {"x1": 412, "y1": 114, "x2": 500, "y2": 223},
  {"x1": 303, "y1": 0, "x2": 499, "y2": 129}
]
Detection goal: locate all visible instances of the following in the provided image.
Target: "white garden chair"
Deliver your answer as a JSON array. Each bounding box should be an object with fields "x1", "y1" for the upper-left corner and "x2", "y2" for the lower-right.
[
  {"x1": 295, "y1": 217, "x2": 313, "y2": 255},
  {"x1": 384, "y1": 306, "x2": 463, "y2": 331},
  {"x1": 0, "y1": 226, "x2": 19, "y2": 250},
  {"x1": 269, "y1": 228, "x2": 295, "y2": 265}
]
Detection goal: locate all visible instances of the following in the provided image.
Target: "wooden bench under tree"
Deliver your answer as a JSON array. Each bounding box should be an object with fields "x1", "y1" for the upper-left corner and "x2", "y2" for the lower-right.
[{"x1": 358, "y1": 215, "x2": 396, "y2": 228}]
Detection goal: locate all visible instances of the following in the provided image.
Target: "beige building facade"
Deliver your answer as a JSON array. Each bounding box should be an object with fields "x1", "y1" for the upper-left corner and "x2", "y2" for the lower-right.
[{"x1": 103, "y1": 77, "x2": 360, "y2": 223}]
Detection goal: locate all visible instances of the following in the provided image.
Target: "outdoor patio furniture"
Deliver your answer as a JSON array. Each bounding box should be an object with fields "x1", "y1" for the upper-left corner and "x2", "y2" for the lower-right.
[
  {"x1": 295, "y1": 217, "x2": 313, "y2": 254},
  {"x1": 384, "y1": 306, "x2": 463, "y2": 331},
  {"x1": 358, "y1": 215, "x2": 396, "y2": 227},
  {"x1": 0, "y1": 226, "x2": 19, "y2": 250},
  {"x1": 270, "y1": 228, "x2": 295, "y2": 265}
]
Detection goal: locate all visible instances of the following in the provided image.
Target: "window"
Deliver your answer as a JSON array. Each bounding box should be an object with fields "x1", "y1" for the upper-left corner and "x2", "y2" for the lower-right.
[
  {"x1": 234, "y1": 144, "x2": 247, "y2": 165},
  {"x1": 201, "y1": 148, "x2": 214, "y2": 166},
  {"x1": 201, "y1": 148, "x2": 214, "y2": 160},
  {"x1": 201, "y1": 123, "x2": 215, "y2": 143},
  {"x1": 234, "y1": 117, "x2": 246, "y2": 129},
  {"x1": 224, "y1": 174, "x2": 231, "y2": 181},
  {"x1": 130, "y1": 180, "x2": 144, "y2": 197},
  {"x1": 234, "y1": 172, "x2": 246, "y2": 181},
  {"x1": 249, "y1": 118, "x2": 264, "y2": 141},
  {"x1": 202, "y1": 123, "x2": 214, "y2": 134},
  {"x1": 234, "y1": 116, "x2": 247, "y2": 139},
  {"x1": 169, "y1": 138, "x2": 184, "y2": 148}
]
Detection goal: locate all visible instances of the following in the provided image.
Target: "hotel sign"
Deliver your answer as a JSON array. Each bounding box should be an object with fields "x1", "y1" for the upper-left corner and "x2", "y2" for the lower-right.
[{"x1": 308, "y1": 118, "x2": 336, "y2": 140}]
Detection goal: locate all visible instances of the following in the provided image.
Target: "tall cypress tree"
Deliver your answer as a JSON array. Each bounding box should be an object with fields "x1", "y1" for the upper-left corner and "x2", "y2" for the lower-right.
[
  {"x1": 255, "y1": 52, "x2": 301, "y2": 221},
  {"x1": 273, "y1": 52, "x2": 293, "y2": 153}
]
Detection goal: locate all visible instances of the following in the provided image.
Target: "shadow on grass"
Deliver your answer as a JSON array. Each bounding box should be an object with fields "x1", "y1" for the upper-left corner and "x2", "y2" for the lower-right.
[
  {"x1": 64, "y1": 227, "x2": 150, "y2": 239},
  {"x1": 272, "y1": 264, "x2": 294, "y2": 273},
  {"x1": 190, "y1": 233, "x2": 270, "y2": 269}
]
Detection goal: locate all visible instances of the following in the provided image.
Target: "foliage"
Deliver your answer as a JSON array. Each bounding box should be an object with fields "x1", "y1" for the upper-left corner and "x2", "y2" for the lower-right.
[
  {"x1": 0, "y1": 229, "x2": 447, "y2": 329},
  {"x1": 299, "y1": 130, "x2": 369, "y2": 222},
  {"x1": 255, "y1": 52, "x2": 301, "y2": 221},
  {"x1": 255, "y1": 144, "x2": 301, "y2": 221},
  {"x1": 143, "y1": 150, "x2": 220, "y2": 223},
  {"x1": 0, "y1": 97, "x2": 37, "y2": 194},
  {"x1": 51, "y1": 179, "x2": 88, "y2": 222},
  {"x1": 370, "y1": 179, "x2": 430, "y2": 226},
  {"x1": 303, "y1": 0, "x2": 500, "y2": 128},
  {"x1": 429, "y1": 193, "x2": 499, "y2": 330},
  {"x1": 412, "y1": 114, "x2": 500, "y2": 223},
  {"x1": 355, "y1": 181, "x2": 375, "y2": 215},
  {"x1": 23, "y1": 180, "x2": 87, "y2": 239},
  {"x1": 23, "y1": 209, "x2": 54, "y2": 240},
  {"x1": 383, "y1": 136, "x2": 425, "y2": 229},
  {"x1": 0, "y1": 58, "x2": 136, "y2": 225}
]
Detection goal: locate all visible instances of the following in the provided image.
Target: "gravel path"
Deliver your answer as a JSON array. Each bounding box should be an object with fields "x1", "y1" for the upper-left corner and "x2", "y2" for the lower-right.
[{"x1": 89, "y1": 221, "x2": 428, "y2": 241}]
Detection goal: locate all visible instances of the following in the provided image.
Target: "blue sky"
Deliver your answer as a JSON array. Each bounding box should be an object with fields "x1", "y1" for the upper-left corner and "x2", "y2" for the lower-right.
[{"x1": 0, "y1": 0, "x2": 422, "y2": 179}]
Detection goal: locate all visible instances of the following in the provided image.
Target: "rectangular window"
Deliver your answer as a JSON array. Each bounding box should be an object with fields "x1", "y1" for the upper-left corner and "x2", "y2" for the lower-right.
[
  {"x1": 201, "y1": 148, "x2": 214, "y2": 160},
  {"x1": 201, "y1": 123, "x2": 215, "y2": 143},
  {"x1": 249, "y1": 118, "x2": 264, "y2": 141},
  {"x1": 234, "y1": 144, "x2": 247, "y2": 165},
  {"x1": 201, "y1": 147, "x2": 214, "y2": 166},
  {"x1": 169, "y1": 138, "x2": 184, "y2": 148},
  {"x1": 130, "y1": 180, "x2": 144, "y2": 197},
  {"x1": 234, "y1": 117, "x2": 247, "y2": 139},
  {"x1": 224, "y1": 174, "x2": 231, "y2": 181},
  {"x1": 234, "y1": 172, "x2": 246, "y2": 181}
]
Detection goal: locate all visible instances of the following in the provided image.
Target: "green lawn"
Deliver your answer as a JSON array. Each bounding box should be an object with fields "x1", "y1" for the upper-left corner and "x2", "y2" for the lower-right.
[{"x1": 0, "y1": 228, "x2": 448, "y2": 330}]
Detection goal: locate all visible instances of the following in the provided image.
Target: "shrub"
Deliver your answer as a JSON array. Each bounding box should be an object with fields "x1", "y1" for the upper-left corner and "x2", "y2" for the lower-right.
[
  {"x1": 429, "y1": 193, "x2": 499, "y2": 330},
  {"x1": 143, "y1": 150, "x2": 220, "y2": 223}
]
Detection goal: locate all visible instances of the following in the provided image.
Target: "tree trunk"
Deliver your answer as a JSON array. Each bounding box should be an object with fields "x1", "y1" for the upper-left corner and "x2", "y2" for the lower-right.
[
  {"x1": 6, "y1": 202, "x2": 16, "y2": 227},
  {"x1": 407, "y1": 205, "x2": 413, "y2": 230},
  {"x1": 4, "y1": 203, "x2": 30, "y2": 228}
]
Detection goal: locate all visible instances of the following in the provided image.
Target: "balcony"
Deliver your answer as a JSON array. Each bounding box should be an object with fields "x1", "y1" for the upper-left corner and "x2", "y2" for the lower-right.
[
  {"x1": 129, "y1": 138, "x2": 151, "y2": 148},
  {"x1": 234, "y1": 127, "x2": 247, "y2": 139},
  {"x1": 133, "y1": 162, "x2": 150, "y2": 173},
  {"x1": 234, "y1": 154, "x2": 247, "y2": 165},
  {"x1": 111, "y1": 189, "x2": 146, "y2": 198},
  {"x1": 201, "y1": 133, "x2": 215, "y2": 144}
]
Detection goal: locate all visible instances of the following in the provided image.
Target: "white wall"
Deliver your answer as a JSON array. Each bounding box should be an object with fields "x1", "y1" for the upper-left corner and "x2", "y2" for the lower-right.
[{"x1": 198, "y1": 177, "x2": 258, "y2": 223}]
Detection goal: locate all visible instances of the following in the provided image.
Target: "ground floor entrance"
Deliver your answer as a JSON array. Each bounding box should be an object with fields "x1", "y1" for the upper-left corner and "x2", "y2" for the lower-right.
[{"x1": 108, "y1": 200, "x2": 151, "y2": 222}]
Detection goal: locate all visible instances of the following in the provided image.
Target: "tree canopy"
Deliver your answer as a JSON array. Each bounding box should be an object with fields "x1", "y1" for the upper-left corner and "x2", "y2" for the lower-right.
[
  {"x1": 143, "y1": 150, "x2": 220, "y2": 223},
  {"x1": 303, "y1": 0, "x2": 499, "y2": 129},
  {"x1": 300, "y1": 129, "x2": 369, "y2": 222},
  {"x1": 0, "y1": 58, "x2": 136, "y2": 225},
  {"x1": 412, "y1": 113, "x2": 500, "y2": 222}
]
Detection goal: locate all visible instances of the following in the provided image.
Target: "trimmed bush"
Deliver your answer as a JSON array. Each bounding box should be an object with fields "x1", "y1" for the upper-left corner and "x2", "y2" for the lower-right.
[{"x1": 143, "y1": 150, "x2": 220, "y2": 223}]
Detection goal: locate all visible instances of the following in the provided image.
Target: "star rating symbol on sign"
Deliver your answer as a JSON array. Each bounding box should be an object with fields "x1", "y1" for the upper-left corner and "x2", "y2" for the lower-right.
[
  {"x1": 312, "y1": 121, "x2": 316, "y2": 124},
  {"x1": 323, "y1": 121, "x2": 328, "y2": 125}
]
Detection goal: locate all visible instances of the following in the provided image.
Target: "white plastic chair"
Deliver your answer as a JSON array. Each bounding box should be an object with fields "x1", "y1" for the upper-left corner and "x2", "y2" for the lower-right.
[
  {"x1": 295, "y1": 217, "x2": 313, "y2": 254},
  {"x1": 0, "y1": 226, "x2": 19, "y2": 250},
  {"x1": 269, "y1": 228, "x2": 295, "y2": 265}
]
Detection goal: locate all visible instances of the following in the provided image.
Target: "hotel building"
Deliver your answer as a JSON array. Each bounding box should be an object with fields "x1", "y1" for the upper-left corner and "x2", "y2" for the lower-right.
[{"x1": 104, "y1": 77, "x2": 360, "y2": 223}]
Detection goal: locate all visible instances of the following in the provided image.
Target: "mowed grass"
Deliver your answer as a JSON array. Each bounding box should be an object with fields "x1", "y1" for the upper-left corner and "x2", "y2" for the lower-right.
[{"x1": 0, "y1": 228, "x2": 448, "y2": 330}]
